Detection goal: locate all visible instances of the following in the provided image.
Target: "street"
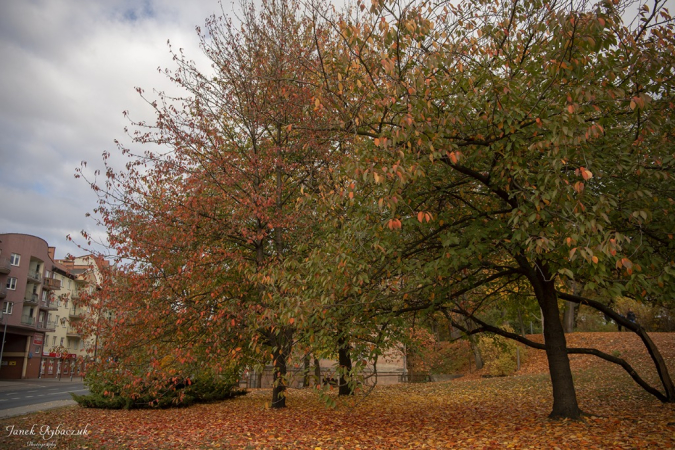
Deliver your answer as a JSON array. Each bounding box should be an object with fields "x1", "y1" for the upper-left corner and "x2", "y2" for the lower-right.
[{"x1": 0, "y1": 379, "x2": 88, "y2": 411}]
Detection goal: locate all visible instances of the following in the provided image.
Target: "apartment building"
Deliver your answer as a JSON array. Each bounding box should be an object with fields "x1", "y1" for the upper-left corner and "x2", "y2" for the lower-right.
[{"x1": 0, "y1": 233, "x2": 103, "y2": 379}]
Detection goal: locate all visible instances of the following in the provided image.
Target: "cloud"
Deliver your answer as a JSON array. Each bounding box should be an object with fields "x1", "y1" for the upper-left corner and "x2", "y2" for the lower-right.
[{"x1": 0, "y1": 0, "x2": 224, "y2": 259}]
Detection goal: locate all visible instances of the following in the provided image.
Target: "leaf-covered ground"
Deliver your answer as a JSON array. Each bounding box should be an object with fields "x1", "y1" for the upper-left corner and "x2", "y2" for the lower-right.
[{"x1": 1, "y1": 333, "x2": 674, "y2": 449}]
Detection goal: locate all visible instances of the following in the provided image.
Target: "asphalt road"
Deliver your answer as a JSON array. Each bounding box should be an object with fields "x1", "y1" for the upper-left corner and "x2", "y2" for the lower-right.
[{"x1": 0, "y1": 380, "x2": 88, "y2": 411}]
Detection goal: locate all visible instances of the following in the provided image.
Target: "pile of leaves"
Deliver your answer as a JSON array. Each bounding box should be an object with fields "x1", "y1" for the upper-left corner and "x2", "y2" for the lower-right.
[{"x1": 1, "y1": 332, "x2": 673, "y2": 449}]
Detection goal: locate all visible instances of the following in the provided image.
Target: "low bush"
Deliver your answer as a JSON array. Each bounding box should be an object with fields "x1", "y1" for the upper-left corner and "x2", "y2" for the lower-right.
[
  {"x1": 477, "y1": 328, "x2": 526, "y2": 377},
  {"x1": 72, "y1": 369, "x2": 246, "y2": 409}
]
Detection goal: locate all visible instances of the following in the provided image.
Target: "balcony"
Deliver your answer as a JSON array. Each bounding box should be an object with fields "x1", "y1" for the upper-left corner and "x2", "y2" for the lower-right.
[
  {"x1": 23, "y1": 293, "x2": 40, "y2": 306},
  {"x1": 67, "y1": 326, "x2": 81, "y2": 337},
  {"x1": 0, "y1": 257, "x2": 10, "y2": 274},
  {"x1": 0, "y1": 285, "x2": 6, "y2": 299},
  {"x1": 69, "y1": 307, "x2": 86, "y2": 319},
  {"x1": 37, "y1": 321, "x2": 56, "y2": 332},
  {"x1": 21, "y1": 315, "x2": 36, "y2": 326},
  {"x1": 43, "y1": 278, "x2": 61, "y2": 290},
  {"x1": 27, "y1": 270, "x2": 42, "y2": 283},
  {"x1": 40, "y1": 299, "x2": 59, "y2": 311}
]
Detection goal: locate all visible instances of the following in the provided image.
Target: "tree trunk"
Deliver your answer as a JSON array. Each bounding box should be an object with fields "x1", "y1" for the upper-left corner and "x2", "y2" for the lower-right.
[
  {"x1": 338, "y1": 337, "x2": 353, "y2": 396},
  {"x1": 517, "y1": 307, "x2": 526, "y2": 336},
  {"x1": 314, "y1": 356, "x2": 322, "y2": 387},
  {"x1": 470, "y1": 336, "x2": 484, "y2": 370},
  {"x1": 536, "y1": 275, "x2": 581, "y2": 419},
  {"x1": 303, "y1": 354, "x2": 311, "y2": 388},
  {"x1": 464, "y1": 318, "x2": 483, "y2": 369},
  {"x1": 516, "y1": 255, "x2": 581, "y2": 419},
  {"x1": 563, "y1": 301, "x2": 576, "y2": 333},
  {"x1": 270, "y1": 328, "x2": 293, "y2": 409}
]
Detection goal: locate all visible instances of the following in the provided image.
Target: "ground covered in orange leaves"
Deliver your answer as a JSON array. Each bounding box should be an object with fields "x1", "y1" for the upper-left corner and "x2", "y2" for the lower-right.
[{"x1": 1, "y1": 333, "x2": 674, "y2": 449}]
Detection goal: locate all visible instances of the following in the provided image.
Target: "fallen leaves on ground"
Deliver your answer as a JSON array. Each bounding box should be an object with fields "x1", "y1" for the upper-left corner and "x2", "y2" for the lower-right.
[{"x1": 1, "y1": 333, "x2": 673, "y2": 449}]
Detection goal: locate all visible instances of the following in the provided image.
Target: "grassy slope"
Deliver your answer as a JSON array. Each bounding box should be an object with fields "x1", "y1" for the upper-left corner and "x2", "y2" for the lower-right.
[{"x1": 0, "y1": 332, "x2": 673, "y2": 449}]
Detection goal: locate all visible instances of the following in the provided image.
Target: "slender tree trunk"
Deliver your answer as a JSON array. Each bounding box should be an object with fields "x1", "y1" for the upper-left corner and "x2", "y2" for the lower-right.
[
  {"x1": 469, "y1": 336, "x2": 484, "y2": 370},
  {"x1": 464, "y1": 317, "x2": 483, "y2": 370},
  {"x1": 517, "y1": 307, "x2": 526, "y2": 336},
  {"x1": 314, "y1": 356, "x2": 322, "y2": 387},
  {"x1": 303, "y1": 354, "x2": 311, "y2": 388},
  {"x1": 563, "y1": 301, "x2": 576, "y2": 333},
  {"x1": 337, "y1": 337, "x2": 353, "y2": 396},
  {"x1": 557, "y1": 291, "x2": 675, "y2": 402}
]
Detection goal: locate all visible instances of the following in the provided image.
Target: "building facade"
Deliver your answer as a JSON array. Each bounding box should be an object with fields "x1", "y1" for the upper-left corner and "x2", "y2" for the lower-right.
[{"x1": 0, "y1": 234, "x2": 102, "y2": 379}]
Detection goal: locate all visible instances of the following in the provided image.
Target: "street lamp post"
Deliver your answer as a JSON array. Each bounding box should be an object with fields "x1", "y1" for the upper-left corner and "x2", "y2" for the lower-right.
[{"x1": 0, "y1": 311, "x2": 8, "y2": 377}]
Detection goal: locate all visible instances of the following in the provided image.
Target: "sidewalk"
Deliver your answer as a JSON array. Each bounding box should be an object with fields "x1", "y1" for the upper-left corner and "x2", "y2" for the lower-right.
[{"x1": 0, "y1": 400, "x2": 77, "y2": 419}]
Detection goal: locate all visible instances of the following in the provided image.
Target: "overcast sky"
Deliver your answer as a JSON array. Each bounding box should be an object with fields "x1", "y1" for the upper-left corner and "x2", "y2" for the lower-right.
[{"x1": 0, "y1": 0, "x2": 231, "y2": 259}]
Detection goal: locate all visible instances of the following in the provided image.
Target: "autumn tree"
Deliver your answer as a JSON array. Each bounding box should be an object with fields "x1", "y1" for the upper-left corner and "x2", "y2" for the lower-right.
[
  {"x1": 310, "y1": 0, "x2": 675, "y2": 418},
  {"x1": 78, "y1": 0, "x2": 340, "y2": 408}
]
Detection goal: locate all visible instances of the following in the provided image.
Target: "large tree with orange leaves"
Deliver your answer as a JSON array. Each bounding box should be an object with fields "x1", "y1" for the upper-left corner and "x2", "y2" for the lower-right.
[{"x1": 78, "y1": 0, "x2": 342, "y2": 408}]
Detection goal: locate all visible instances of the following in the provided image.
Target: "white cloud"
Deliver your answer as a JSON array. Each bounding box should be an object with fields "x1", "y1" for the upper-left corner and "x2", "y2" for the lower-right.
[{"x1": 0, "y1": 0, "x2": 225, "y2": 259}]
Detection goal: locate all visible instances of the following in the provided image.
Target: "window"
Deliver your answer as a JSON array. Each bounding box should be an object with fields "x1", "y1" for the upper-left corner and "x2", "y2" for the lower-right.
[
  {"x1": 60, "y1": 337, "x2": 64, "y2": 346},
  {"x1": 45, "y1": 270, "x2": 51, "y2": 279},
  {"x1": 10, "y1": 253, "x2": 20, "y2": 266},
  {"x1": 35, "y1": 346, "x2": 41, "y2": 354},
  {"x1": 6, "y1": 277, "x2": 17, "y2": 290},
  {"x1": 52, "y1": 336, "x2": 56, "y2": 346},
  {"x1": 42, "y1": 291, "x2": 48, "y2": 301},
  {"x1": 1, "y1": 302, "x2": 13, "y2": 315}
]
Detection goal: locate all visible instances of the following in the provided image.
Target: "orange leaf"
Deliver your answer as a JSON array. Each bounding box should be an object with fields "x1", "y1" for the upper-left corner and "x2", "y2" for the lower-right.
[{"x1": 580, "y1": 167, "x2": 593, "y2": 180}]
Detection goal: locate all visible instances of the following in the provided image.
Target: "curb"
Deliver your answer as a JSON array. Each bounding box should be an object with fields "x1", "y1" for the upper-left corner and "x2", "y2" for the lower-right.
[{"x1": 0, "y1": 400, "x2": 77, "y2": 419}]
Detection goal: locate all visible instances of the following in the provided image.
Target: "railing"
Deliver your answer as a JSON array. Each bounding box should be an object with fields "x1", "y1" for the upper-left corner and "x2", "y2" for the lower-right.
[
  {"x1": 21, "y1": 315, "x2": 35, "y2": 326},
  {"x1": 37, "y1": 321, "x2": 55, "y2": 331},
  {"x1": 69, "y1": 307, "x2": 86, "y2": 318},
  {"x1": 27, "y1": 270, "x2": 42, "y2": 282},
  {"x1": 0, "y1": 285, "x2": 7, "y2": 298},
  {"x1": 43, "y1": 278, "x2": 61, "y2": 290},
  {"x1": 0, "y1": 257, "x2": 10, "y2": 274},
  {"x1": 24, "y1": 293, "x2": 39, "y2": 305},
  {"x1": 67, "y1": 327, "x2": 81, "y2": 337},
  {"x1": 40, "y1": 300, "x2": 58, "y2": 310}
]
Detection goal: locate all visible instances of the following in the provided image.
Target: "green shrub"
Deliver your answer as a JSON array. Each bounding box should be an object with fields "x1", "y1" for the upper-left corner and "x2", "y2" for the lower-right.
[
  {"x1": 477, "y1": 329, "x2": 526, "y2": 377},
  {"x1": 72, "y1": 369, "x2": 246, "y2": 410}
]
